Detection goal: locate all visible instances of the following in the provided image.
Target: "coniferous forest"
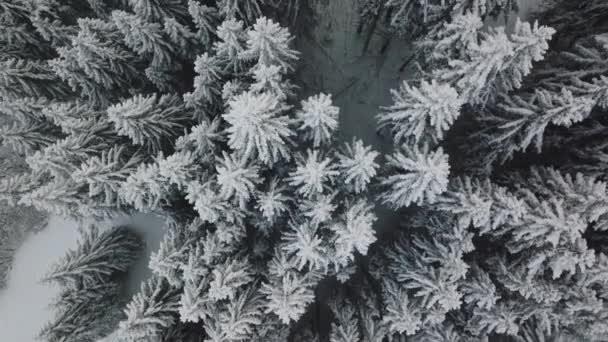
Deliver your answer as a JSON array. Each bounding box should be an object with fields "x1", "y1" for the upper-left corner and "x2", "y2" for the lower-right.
[{"x1": 2, "y1": 0, "x2": 608, "y2": 341}]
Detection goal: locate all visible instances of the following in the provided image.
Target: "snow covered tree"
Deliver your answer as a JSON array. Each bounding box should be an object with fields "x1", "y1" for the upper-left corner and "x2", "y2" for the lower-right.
[
  {"x1": 26, "y1": 131, "x2": 116, "y2": 178},
  {"x1": 243, "y1": 17, "x2": 299, "y2": 71},
  {"x1": 214, "y1": 18, "x2": 248, "y2": 73},
  {"x1": 107, "y1": 93, "x2": 192, "y2": 153},
  {"x1": 377, "y1": 80, "x2": 463, "y2": 143},
  {"x1": 0, "y1": 121, "x2": 59, "y2": 155},
  {"x1": 250, "y1": 64, "x2": 296, "y2": 101},
  {"x1": 49, "y1": 17, "x2": 145, "y2": 107},
  {"x1": 0, "y1": 96, "x2": 50, "y2": 124},
  {"x1": 72, "y1": 146, "x2": 147, "y2": 207},
  {"x1": 40, "y1": 224, "x2": 142, "y2": 342},
  {"x1": 218, "y1": 0, "x2": 265, "y2": 23},
  {"x1": 336, "y1": 139, "x2": 379, "y2": 193},
  {"x1": 112, "y1": 11, "x2": 175, "y2": 67},
  {"x1": 0, "y1": 58, "x2": 71, "y2": 100},
  {"x1": 282, "y1": 222, "x2": 328, "y2": 272},
  {"x1": 289, "y1": 149, "x2": 339, "y2": 198},
  {"x1": 187, "y1": 0, "x2": 218, "y2": 47},
  {"x1": 380, "y1": 144, "x2": 450, "y2": 208},
  {"x1": 296, "y1": 93, "x2": 340, "y2": 147},
  {"x1": 42, "y1": 225, "x2": 143, "y2": 288},
  {"x1": 121, "y1": 150, "x2": 199, "y2": 212},
  {"x1": 357, "y1": 0, "x2": 517, "y2": 38},
  {"x1": 331, "y1": 199, "x2": 377, "y2": 266},
  {"x1": 256, "y1": 178, "x2": 291, "y2": 223},
  {"x1": 216, "y1": 151, "x2": 262, "y2": 208},
  {"x1": 434, "y1": 19, "x2": 555, "y2": 105},
  {"x1": 40, "y1": 290, "x2": 121, "y2": 342},
  {"x1": 261, "y1": 271, "x2": 317, "y2": 324},
  {"x1": 0, "y1": 173, "x2": 41, "y2": 206},
  {"x1": 224, "y1": 90, "x2": 293, "y2": 164},
  {"x1": 128, "y1": 0, "x2": 188, "y2": 22},
  {"x1": 471, "y1": 35, "x2": 608, "y2": 165},
  {"x1": 118, "y1": 276, "x2": 181, "y2": 342}
]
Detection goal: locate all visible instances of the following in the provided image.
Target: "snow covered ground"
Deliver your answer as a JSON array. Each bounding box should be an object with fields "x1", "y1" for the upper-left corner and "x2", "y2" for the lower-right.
[{"x1": 0, "y1": 214, "x2": 166, "y2": 342}]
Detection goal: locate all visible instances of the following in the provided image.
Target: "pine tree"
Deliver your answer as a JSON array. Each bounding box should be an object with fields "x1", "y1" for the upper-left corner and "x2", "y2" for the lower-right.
[
  {"x1": 214, "y1": 18, "x2": 248, "y2": 73},
  {"x1": 128, "y1": 0, "x2": 188, "y2": 22},
  {"x1": 107, "y1": 93, "x2": 192, "y2": 153},
  {"x1": 377, "y1": 80, "x2": 463, "y2": 143},
  {"x1": 215, "y1": 151, "x2": 262, "y2": 209},
  {"x1": 281, "y1": 222, "x2": 328, "y2": 272},
  {"x1": 217, "y1": 0, "x2": 265, "y2": 23},
  {"x1": 112, "y1": 10, "x2": 176, "y2": 68},
  {"x1": 183, "y1": 52, "x2": 224, "y2": 109},
  {"x1": 40, "y1": 224, "x2": 142, "y2": 342},
  {"x1": 224, "y1": 91, "x2": 293, "y2": 164},
  {"x1": 0, "y1": 96, "x2": 49, "y2": 124},
  {"x1": 72, "y1": 146, "x2": 147, "y2": 207},
  {"x1": 261, "y1": 271, "x2": 317, "y2": 324},
  {"x1": 434, "y1": 19, "x2": 555, "y2": 105},
  {"x1": 187, "y1": 0, "x2": 219, "y2": 47},
  {"x1": 149, "y1": 222, "x2": 193, "y2": 287},
  {"x1": 0, "y1": 121, "x2": 59, "y2": 155},
  {"x1": 121, "y1": 150, "x2": 198, "y2": 211},
  {"x1": 26, "y1": 131, "x2": 115, "y2": 178},
  {"x1": 42, "y1": 225, "x2": 143, "y2": 288},
  {"x1": 289, "y1": 149, "x2": 339, "y2": 198},
  {"x1": 330, "y1": 199, "x2": 377, "y2": 266},
  {"x1": 40, "y1": 294, "x2": 120, "y2": 342},
  {"x1": 250, "y1": 65, "x2": 296, "y2": 101},
  {"x1": 336, "y1": 139, "x2": 379, "y2": 193},
  {"x1": 0, "y1": 172, "x2": 41, "y2": 206},
  {"x1": 296, "y1": 93, "x2": 340, "y2": 147},
  {"x1": 0, "y1": 58, "x2": 71, "y2": 100},
  {"x1": 473, "y1": 36, "x2": 608, "y2": 165},
  {"x1": 243, "y1": 17, "x2": 299, "y2": 71},
  {"x1": 379, "y1": 144, "x2": 450, "y2": 208},
  {"x1": 49, "y1": 17, "x2": 145, "y2": 107},
  {"x1": 118, "y1": 276, "x2": 181, "y2": 342},
  {"x1": 256, "y1": 178, "x2": 291, "y2": 223},
  {"x1": 163, "y1": 17, "x2": 199, "y2": 61}
]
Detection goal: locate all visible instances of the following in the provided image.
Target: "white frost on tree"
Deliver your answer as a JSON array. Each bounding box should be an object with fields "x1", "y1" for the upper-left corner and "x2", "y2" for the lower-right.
[
  {"x1": 380, "y1": 144, "x2": 450, "y2": 208},
  {"x1": 336, "y1": 139, "x2": 379, "y2": 193},
  {"x1": 118, "y1": 276, "x2": 181, "y2": 342},
  {"x1": 208, "y1": 258, "x2": 253, "y2": 301},
  {"x1": 216, "y1": 152, "x2": 261, "y2": 209},
  {"x1": 256, "y1": 179, "x2": 290, "y2": 223},
  {"x1": 282, "y1": 222, "x2": 328, "y2": 272},
  {"x1": 289, "y1": 149, "x2": 339, "y2": 198},
  {"x1": 296, "y1": 93, "x2": 340, "y2": 147},
  {"x1": 214, "y1": 18, "x2": 247, "y2": 73},
  {"x1": 185, "y1": 180, "x2": 229, "y2": 224},
  {"x1": 107, "y1": 93, "x2": 191, "y2": 153},
  {"x1": 250, "y1": 65, "x2": 295, "y2": 101},
  {"x1": 224, "y1": 91, "x2": 293, "y2": 165},
  {"x1": 435, "y1": 19, "x2": 555, "y2": 105},
  {"x1": 243, "y1": 17, "x2": 299, "y2": 71},
  {"x1": 377, "y1": 80, "x2": 463, "y2": 143},
  {"x1": 330, "y1": 200, "x2": 377, "y2": 266},
  {"x1": 261, "y1": 272, "x2": 316, "y2": 324},
  {"x1": 301, "y1": 193, "x2": 336, "y2": 227}
]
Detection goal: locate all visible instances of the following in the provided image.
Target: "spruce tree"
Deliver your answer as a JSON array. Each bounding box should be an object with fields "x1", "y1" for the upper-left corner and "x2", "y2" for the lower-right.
[{"x1": 40, "y1": 225, "x2": 143, "y2": 342}]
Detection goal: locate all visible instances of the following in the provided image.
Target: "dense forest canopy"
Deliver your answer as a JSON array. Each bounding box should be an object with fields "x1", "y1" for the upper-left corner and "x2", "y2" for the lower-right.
[{"x1": 1, "y1": 0, "x2": 608, "y2": 341}]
